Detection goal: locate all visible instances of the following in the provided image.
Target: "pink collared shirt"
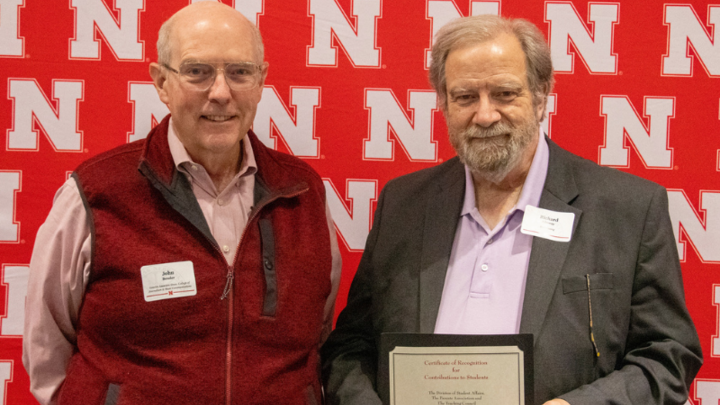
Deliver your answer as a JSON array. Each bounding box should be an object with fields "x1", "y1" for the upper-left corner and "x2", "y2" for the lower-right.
[
  {"x1": 434, "y1": 131, "x2": 549, "y2": 335},
  {"x1": 22, "y1": 121, "x2": 342, "y2": 405},
  {"x1": 167, "y1": 123, "x2": 257, "y2": 266}
]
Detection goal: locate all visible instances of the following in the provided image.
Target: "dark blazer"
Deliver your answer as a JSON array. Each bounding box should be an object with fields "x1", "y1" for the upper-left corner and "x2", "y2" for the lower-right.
[{"x1": 322, "y1": 139, "x2": 702, "y2": 405}]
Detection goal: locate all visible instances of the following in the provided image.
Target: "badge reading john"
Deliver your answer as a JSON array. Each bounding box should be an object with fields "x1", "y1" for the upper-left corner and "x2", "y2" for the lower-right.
[{"x1": 141, "y1": 261, "x2": 197, "y2": 302}]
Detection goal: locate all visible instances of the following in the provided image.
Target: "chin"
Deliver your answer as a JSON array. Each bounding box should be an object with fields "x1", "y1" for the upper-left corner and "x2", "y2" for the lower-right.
[{"x1": 196, "y1": 131, "x2": 241, "y2": 148}]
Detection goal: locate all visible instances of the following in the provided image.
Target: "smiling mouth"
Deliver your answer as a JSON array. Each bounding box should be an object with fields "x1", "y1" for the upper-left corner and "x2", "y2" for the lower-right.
[{"x1": 202, "y1": 115, "x2": 235, "y2": 122}]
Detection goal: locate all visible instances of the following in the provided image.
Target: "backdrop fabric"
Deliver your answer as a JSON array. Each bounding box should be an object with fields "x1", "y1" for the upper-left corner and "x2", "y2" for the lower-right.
[{"x1": 1, "y1": 0, "x2": 719, "y2": 403}]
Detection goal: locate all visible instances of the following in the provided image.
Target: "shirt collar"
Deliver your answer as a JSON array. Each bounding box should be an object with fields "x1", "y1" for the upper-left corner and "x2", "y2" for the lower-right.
[
  {"x1": 461, "y1": 127, "x2": 550, "y2": 217},
  {"x1": 167, "y1": 118, "x2": 258, "y2": 179}
]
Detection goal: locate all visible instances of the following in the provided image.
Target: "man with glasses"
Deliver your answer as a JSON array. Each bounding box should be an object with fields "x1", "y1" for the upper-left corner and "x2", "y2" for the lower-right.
[{"x1": 23, "y1": 3, "x2": 341, "y2": 404}]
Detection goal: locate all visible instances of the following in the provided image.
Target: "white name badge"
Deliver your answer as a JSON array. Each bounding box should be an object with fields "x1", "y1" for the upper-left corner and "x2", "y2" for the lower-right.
[
  {"x1": 141, "y1": 261, "x2": 197, "y2": 302},
  {"x1": 521, "y1": 205, "x2": 575, "y2": 242}
]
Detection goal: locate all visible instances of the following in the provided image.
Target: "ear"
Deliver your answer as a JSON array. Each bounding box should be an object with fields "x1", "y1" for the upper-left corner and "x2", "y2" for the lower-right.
[
  {"x1": 259, "y1": 62, "x2": 269, "y2": 88},
  {"x1": 534, "y1": 94, "x2": 546, "y2": 122},
  {"x1": 149, "y1": 63, "x2": 171, "y2": 105},
  {"x1": 534, "y1": 83, "x2": 551, "y2": 122},
  {"x1": 254, "y1": 62, "x2": 269, "y2": 102},
  {"x1": 438, "y1": 92, "x2": 448, "y2": 114}
]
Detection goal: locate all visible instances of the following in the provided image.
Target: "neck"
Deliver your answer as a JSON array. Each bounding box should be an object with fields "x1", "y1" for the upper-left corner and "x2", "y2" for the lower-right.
[
  {"x1": 191, "y1": 141, "x2": 244, "y2": 192},
  {"x1": 471, "y1": 170, "x2": 526, "y2": 230}
]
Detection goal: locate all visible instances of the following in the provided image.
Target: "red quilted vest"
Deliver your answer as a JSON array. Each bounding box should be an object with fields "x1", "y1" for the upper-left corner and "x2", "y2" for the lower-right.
[{"x1": 59, "y1": 116, "x2": 332, "y2": 405}]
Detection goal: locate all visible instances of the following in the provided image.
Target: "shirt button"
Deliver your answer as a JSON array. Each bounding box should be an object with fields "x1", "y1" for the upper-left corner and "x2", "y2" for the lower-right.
[
  {"x1": 218, "y1": 198, "x2": 226, "y2": 206},
  {"x1": 481, "y1": 264, "x2": 489, "y2": 272},
  {"x1": 222, "y1": 245, "x2": 231, "y2": 253},
  {"x1": 487, "y1": 238, "x2": 494, "y2": 245},
  {"x1": 191, "y1": 165, "x2": 198, "y2": 171}
]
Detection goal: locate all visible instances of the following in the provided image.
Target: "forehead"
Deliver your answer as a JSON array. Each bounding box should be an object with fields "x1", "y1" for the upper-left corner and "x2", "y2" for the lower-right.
[
  {"x1": 170, "y1": 16, "x2": 258, "y2": 63},
  {"x1": 445, "y1": 33, "x2": 528, "y2": 88}
]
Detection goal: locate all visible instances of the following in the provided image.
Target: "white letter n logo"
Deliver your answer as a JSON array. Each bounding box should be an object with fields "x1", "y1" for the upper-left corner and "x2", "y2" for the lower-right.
[
  {"x1": 546, "y1": 2, "x2": 619, "y2": 74},
  {"x1": 663, "y1": 5, "x2": 720, "y2": 77},
  {"x1": 599, "y1": 96, "x2": 674, "y2": 169},
  {"x1": 7, "y1": 79, "x2": 84, "y2": 152},
  {"x1": 307, "y1": 0, "x2": 381, "y2": 67},
  {"x1": 363, "y1": 89, "x2": 438, "y2": 162},
  {"x1": 0, "y1": 0, "x2": 24, "y2": 57},
  {"x1": 70, "y1": 0, "x2": 145, "y2": 60}
]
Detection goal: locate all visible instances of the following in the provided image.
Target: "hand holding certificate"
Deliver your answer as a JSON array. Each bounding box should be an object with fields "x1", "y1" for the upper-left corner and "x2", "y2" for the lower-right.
[{"x1": 379, "y1": 334, "x2": 533, "y2": 405}]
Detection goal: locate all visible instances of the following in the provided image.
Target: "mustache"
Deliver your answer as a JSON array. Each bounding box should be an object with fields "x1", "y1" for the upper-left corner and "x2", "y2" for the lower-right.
[{"x1": 464, "y1": 123, "x2": 513, "y2": 139}]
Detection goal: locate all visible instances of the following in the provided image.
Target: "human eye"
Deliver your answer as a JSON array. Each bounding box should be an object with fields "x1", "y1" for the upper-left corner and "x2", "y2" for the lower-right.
[
  {"x1": 225, "y1": 64, "x2": 255, "y2": 80},
  {"x1": 179, "y1": 63, "x2": 213, "y2": 82},
  {"x1": 494, "y1": 87, "x2": 520, "y2": 102},
  {"x1": 451, "y1": 92, "x2": 477, "y2": 106}
]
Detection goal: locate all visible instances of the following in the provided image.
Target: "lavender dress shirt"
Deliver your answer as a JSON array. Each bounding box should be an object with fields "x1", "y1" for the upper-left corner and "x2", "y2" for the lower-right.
[{"x1": 434, "y1": 132, "x2": 549, "y2": 335}]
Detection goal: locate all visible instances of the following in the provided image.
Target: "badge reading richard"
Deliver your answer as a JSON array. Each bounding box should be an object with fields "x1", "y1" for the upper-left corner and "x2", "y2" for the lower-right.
[
  {"x1": 520, "y1": 205, "x2": 575, "y2": 242},
  {"x1": 141, "y1": 261, "x2": 197, "y2": 302}
]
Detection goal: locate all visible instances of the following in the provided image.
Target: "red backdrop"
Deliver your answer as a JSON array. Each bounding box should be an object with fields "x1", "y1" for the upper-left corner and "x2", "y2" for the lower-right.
[{"x1": 1, "y1": 0, "x2": 719, "y2": 403}]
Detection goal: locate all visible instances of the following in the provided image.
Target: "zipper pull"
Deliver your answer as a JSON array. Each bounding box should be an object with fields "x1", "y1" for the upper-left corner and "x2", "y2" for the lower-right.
[{"x1": 220, "y1": 269, "x2": 234, "y2": 300}]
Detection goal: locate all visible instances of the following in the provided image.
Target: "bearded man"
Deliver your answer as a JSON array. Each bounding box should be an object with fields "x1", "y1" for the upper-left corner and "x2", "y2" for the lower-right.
[{"x1": 321, "y1": 14, "x2": 701, "y2": 405}]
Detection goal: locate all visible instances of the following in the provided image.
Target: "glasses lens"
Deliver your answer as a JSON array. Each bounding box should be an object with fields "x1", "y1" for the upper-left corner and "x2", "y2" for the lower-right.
[
  {"x1": 225, "y1": 63, "x2": 258, "y2": 90},
  {"x1": 179, "y1": 63, "x2": 215, "y2": 84}
]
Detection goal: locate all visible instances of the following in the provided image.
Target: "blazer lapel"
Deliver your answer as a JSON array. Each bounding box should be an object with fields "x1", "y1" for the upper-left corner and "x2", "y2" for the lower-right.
[
  {"x1": 519, "y1": 139, "x2": 582, "y2": 339},
  {"x1": 418, "y1": 159, "x2": 465, "y2": 333}
]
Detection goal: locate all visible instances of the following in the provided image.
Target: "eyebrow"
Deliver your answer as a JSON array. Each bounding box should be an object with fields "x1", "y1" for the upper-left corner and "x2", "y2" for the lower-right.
[
  {"x1": 492, "y1": 81, "x2": 524, "y2": 90},
  {"x1": 448, "y1": 87, "x2": 474, "y2": 95},
  {"x1": 448, "y1": 82, "x2": 524, "y2": 94},
  {"x1": 179, "y1": 60, "x2": 257, "y2": 65}
]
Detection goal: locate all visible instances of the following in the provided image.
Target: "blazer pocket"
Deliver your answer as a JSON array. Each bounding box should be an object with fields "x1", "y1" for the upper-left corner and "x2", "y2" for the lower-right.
[{"x1": 562, "y1": 273, "x2": 613, "y2": 294}]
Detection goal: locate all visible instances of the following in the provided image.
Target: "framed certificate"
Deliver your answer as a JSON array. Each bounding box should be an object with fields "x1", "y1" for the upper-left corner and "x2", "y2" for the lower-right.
[{"x1": 379, "y1": 333, "x2": 533, "y2": 405}]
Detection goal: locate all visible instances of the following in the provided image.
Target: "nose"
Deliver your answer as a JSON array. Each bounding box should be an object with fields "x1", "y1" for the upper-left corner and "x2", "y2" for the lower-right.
[
  {"x1": 207, "y1": 70, "x2": 232, "y2": 103},
  {"x1": 471, "y1": 95, "x2": 502, "y2": 128}
]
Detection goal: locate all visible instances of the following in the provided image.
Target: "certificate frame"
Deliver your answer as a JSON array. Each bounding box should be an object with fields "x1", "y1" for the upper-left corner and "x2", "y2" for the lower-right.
[{"x1": 379, "y1": 333, "x2": 534, "y2": 405}]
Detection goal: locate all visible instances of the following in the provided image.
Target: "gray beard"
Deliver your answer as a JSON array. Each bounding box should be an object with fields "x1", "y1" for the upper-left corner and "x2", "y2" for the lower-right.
[{"x1": 449, "y1": 120, "x2": 537, "y2": 183}]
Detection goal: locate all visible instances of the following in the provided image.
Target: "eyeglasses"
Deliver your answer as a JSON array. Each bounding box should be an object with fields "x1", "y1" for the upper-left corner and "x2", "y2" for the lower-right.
[{"x1": 163, "y1": 62, "x2": 264, "y2": 91}]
